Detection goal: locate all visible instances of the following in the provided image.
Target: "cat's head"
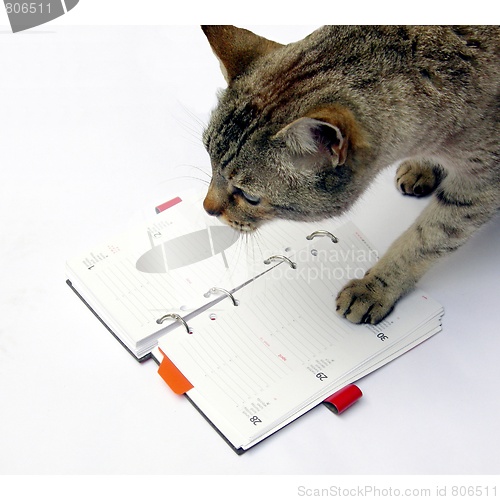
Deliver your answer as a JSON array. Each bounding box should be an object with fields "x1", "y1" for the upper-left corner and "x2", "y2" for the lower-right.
[{"x1": 201, "y1": 26, "x2": 369, "y2": 232}]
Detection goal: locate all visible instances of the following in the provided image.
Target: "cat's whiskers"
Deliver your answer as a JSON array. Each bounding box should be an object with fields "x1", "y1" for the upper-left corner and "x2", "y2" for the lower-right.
[
  {"x1": 165, "y1": 163, "x2": 211, "y2": 187},
  {"x1": 175, "y1": 102, "x2": 209, "y2": 145},
  {"x1": 193, "y1": 166, "x2": 212, "y2": 181},
  {"x1": 227, "y1": 228, "x2": 249, "y2": 284}
]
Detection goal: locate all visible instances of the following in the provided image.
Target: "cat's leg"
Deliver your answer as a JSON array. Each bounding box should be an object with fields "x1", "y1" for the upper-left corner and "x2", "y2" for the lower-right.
[
  {"x1": 336, "y1": 169, "x2": 498, "y2": 324},
  {"x1": 396, "y1": 159, "x2": 443, "y2": 197}
]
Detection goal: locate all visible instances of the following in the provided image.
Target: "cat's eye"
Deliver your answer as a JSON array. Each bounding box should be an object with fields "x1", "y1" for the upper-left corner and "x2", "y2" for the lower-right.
[{"x1": 235, "y1": 187, "x2": 261, "y2": 205}]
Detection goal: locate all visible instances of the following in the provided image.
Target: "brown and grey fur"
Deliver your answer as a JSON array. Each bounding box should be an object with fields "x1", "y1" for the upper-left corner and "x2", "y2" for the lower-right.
[{"x1": 201, "y1": 25, "x2": 500, "y2": 324}]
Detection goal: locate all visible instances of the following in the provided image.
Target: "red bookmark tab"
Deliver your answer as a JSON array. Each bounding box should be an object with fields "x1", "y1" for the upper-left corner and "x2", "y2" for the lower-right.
[
  {"x1": 155, "y1": 197, "x2": 182, "y2": 214},
  {"x1": 157, "y1": 348, "x2": 193, "y2": 395},
  {"x1": 323, "y1": 384, "x2": 363, "y2": 414}
]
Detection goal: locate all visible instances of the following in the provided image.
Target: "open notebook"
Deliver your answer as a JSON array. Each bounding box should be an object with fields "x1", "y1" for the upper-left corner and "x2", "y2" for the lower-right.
[{"x1": 67, "y1": 193, "x2": 443, "y2": 452}]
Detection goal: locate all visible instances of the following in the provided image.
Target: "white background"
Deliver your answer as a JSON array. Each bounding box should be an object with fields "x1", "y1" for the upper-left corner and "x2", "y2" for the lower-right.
[{"x1": 0, "y1": 5, "x2": 499, "y2": 492}]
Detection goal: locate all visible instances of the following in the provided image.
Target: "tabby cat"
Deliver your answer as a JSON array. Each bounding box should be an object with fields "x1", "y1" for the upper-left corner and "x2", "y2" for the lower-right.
[{"x1": 200, "y1": 25, "x2": 500, "y2": 324}]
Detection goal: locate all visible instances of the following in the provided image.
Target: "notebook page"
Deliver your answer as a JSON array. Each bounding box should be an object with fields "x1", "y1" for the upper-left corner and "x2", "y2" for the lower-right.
[{"x1": 66, "y1": 197, "x2": 233, "y2": 345}]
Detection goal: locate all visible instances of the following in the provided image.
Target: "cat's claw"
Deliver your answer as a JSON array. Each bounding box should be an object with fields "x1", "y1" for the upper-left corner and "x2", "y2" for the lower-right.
[{"x1": 335, "y1": 275, "x2": 396, "y2": 325}]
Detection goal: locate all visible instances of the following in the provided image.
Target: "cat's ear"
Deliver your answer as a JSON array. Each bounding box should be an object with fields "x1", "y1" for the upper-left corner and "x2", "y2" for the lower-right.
[
  {"x1": 201, "y1": 25, "x2": 283, "y2": 84},
  {"x1": 275, "y1": 117, "x2": 348, "y2": 170}
]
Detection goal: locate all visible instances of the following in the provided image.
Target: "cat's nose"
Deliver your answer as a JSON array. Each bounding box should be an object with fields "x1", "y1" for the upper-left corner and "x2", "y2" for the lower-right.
[
  {"x1": 205, "y1": 206, "x2": 222, "y2": 217},
  {"x1": 203, "y1": 196, "x2": 223, "y2": 217}
]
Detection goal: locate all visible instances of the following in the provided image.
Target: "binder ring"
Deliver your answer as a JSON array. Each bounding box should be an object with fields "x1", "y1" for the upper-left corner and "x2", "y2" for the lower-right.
[
  {"x1": 156, "y1": 313, "x2": 190, "y2": 333},
  {"x1": 264, "y1": 255, "x2": 297, "y2": 269},
  {"x1": 306, "y1": 230, "x2": 339, "y2": 244},
  {"x1": 206, "y1": 287, "x2": 239, "y2": 306}
]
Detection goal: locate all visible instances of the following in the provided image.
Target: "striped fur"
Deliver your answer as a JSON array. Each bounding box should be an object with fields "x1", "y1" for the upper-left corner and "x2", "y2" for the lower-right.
[{"x1": 201, "y1": 25, "x2": 500, "y2": 324}]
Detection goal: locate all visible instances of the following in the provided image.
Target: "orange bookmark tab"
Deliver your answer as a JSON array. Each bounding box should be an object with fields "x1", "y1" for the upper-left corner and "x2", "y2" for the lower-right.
[{"x1": 157, "y1": 348, "x2": 194, "y2": 395}]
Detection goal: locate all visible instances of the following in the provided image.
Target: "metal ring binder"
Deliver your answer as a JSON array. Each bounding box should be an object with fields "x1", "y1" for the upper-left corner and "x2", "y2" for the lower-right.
[
  {"x1": 264, "y1": 255, "x2": 297, "y2": 269},
  {"x1": 205, "y1": 287, "x2": 239, "y2": 306},
  {"x1": 156, "y1": 313, "x2": 190, "y2": 333},
  {"x1": 306, "y1": 230, "x2": 339, "y2": 244}
]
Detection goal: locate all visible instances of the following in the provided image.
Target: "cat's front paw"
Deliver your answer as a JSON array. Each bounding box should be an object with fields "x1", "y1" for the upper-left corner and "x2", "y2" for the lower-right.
[
  {"x1": 396, "y1": 160, "x2": 441, "y2": 197},
  {"x1": 336, "y1": 275, "x2": 396, "y2": 324}
]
